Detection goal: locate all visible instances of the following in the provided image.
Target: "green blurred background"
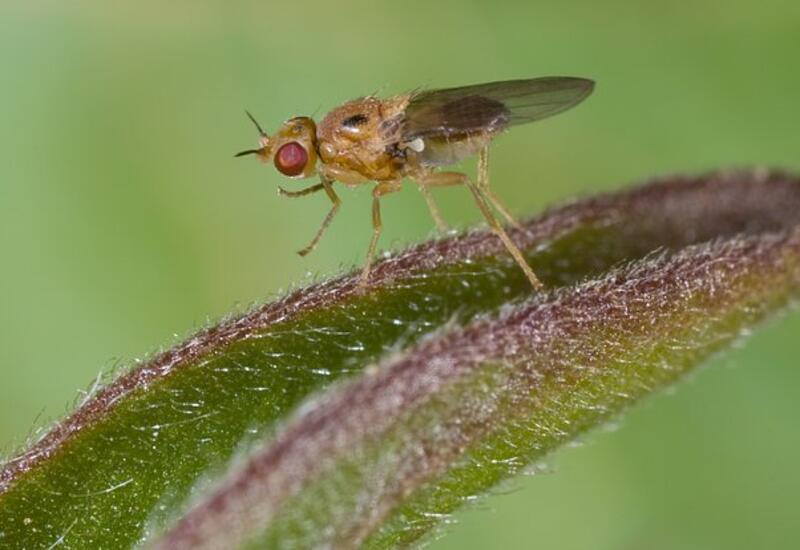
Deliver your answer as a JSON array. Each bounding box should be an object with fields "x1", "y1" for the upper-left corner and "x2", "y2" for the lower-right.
[{"x1": 1, "y1": 1, "x2": 798, "y2": 548}]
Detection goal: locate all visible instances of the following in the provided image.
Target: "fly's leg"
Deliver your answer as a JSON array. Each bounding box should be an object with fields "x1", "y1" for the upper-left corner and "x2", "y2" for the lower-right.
[
  {"x1": 360, "y1": 180, "x2": 402, "y2": 287},
  {"x1": 415, "y1": 171, "x2": 543, "y2": 290},
  {"x1": 297, "y1": 177, "x2": 341, "y2": 257},
  {"x1": 416, "y1": 183, "x2": 448, "y2": 232},
  {"x1": 468, "y1": 178, "x2": 543, "y2": 288},
  {"x1": 478, "y1": 146, "x2": 523, "y2": 230},
  {"x1": 411, "y1": 170, "x2": 470, "y2": 231},
  {"x1": 278, "y1": 182, "x2": 325, "y2": 198},
  {"x1": 413, "y1": 172, "x2": 466, "y2": 189}
]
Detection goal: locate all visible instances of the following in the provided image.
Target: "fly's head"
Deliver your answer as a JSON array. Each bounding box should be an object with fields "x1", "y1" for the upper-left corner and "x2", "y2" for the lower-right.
[{"x1": 236, "y1": 112, "x2": 318, "y2": 179}]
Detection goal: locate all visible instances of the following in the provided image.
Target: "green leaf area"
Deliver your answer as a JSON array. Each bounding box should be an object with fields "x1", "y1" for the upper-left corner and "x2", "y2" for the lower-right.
[{"x1": 2, "y1": 170, "x2": 799, "y2": 549}]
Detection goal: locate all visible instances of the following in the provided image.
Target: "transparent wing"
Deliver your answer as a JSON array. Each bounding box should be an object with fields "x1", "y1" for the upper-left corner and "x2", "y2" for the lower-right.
[{"x1": 403, "y1": 76, "x2": 594, "y2": 139}]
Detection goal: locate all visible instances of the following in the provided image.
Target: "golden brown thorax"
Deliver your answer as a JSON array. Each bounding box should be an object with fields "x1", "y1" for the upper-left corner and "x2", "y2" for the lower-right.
[{"x1": 315, "y1": 95, "x2": 411, "y2": 184}]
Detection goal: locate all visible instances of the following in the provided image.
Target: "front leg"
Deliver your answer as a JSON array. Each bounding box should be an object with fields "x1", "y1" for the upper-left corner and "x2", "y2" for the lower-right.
[
  {"x1": 297, "y1": 176, "x2": 341, "y2": 257},
  {"x1": 320, "y1": 164, "x2": 371, "y2": 186},
  {"x1": 278, "y1": 182, "x2": 325, "y2": 198},
  {"x1": 295, "y1": 166, "x2": 371, "y2": 257}
]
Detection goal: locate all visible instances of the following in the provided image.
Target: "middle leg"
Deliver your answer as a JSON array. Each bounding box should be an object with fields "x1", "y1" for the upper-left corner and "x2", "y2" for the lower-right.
[
  {"x1": 411, "y1": 170, "x2": 466, "y2": 231},
  {"x1": 416, "y1": 183, "x2": 448, "y2": 232},
  {"x1": 359, "y1": 180, "x2": 402, "y2": 287}
]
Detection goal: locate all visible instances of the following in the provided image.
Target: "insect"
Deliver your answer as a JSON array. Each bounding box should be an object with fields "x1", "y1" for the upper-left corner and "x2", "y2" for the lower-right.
[{"x1": 236, "y1": 76, "x2": 594, "y2": 289}]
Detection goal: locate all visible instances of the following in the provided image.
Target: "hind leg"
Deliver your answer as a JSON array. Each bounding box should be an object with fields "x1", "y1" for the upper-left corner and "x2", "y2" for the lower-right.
[
  {"x1": 413, "y1": 170, "x2": 543, "y2": 290},
  {"x1": 477, "y1": 146, "x2": 523, "y2": 230}
]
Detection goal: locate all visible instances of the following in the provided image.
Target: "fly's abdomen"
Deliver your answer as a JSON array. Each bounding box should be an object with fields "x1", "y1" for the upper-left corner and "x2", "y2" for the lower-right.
[{"x1": 414, "y1": 133, "x2": 494, "y2": 167}]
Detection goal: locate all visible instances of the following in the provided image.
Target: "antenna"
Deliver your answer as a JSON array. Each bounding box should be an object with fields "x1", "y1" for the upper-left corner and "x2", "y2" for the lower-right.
[
  {"x1": 244, "y1": 110, "x2": 267, "y2": 137},
  {"x1": 234, "y1": 148, "x2": 263, "y2": 158}
]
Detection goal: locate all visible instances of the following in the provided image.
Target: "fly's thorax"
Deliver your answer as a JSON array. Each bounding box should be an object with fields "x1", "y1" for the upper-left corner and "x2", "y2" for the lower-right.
[
  {"x1": 316, "y1": 95, "x2": 410, "y2": 181},
  {"x1": 317, "y1": 95, "x2": 409, "y2": 143}
]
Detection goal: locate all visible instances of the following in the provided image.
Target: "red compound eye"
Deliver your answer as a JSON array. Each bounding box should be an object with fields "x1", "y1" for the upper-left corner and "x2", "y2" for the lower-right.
[{"x1": 274, "y1": 142, "x2": 308, "y2": 176}]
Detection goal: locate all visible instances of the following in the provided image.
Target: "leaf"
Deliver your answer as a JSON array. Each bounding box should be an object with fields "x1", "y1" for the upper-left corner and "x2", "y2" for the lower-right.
[{"x1": 1, "y1": 170, "x2": 799, "y2": 549}]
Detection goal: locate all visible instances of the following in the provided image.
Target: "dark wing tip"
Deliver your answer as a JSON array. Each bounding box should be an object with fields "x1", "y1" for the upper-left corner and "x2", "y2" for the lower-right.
[
  {"x1": 556, "y1": 76, "x2": 595, "y2": 104},
  {"x1": 578, "y1": 77, "x2": 595, "y2": 100},
  {"x1": 560, "y1": 76, "x2": 595, "y2": 92}
]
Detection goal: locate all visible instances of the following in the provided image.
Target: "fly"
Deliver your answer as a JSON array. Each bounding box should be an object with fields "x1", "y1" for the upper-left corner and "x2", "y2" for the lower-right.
[{"x1": 236, "y1": 76, "x2": 595, "y2": 289}]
